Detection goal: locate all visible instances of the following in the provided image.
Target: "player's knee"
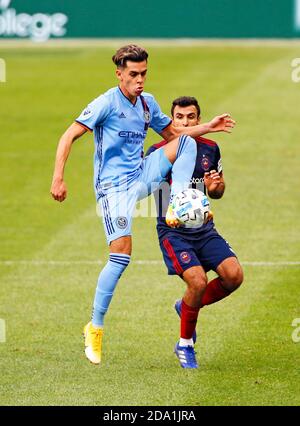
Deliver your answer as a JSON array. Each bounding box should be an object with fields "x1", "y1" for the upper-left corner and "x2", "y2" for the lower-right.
[
  {"x1": 233, "y1": 265, "x2": 244, "y2": 287},
  {"x1": 110, "y1": 236, "x2": 132, "y2": 255},
  {"x1": 185, "y1": 269, "x2": 207, "y2": 293},
  {"x1": 222, "y1": 264, "x2": 244, "y2": 291}
]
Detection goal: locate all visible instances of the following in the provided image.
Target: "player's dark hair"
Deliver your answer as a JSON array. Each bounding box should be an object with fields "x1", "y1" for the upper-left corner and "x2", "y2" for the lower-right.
[
  {"x1": 171, "y1": 96, "x2": 201, "y2": 118},
  {"x1": 112, "y1": 45, "x2": 148, "y2": 68}
]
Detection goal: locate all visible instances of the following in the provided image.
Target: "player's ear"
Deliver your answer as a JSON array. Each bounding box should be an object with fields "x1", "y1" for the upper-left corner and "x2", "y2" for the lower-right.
[
  {"x1": 116, "y1": 68, "x2": 122, "y2": 81},
  {"x1": 197, "y1": 115, "x2": 201, "y2": 124}
]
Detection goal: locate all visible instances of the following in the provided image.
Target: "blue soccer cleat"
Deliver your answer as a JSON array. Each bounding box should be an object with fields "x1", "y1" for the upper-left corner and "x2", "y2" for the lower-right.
[
  {"x1": 174, "y1": 299, "x2": 197, "y2": 344},
  {"x1": 174, "y1": 342, "x2": 198, "y2": 369}
]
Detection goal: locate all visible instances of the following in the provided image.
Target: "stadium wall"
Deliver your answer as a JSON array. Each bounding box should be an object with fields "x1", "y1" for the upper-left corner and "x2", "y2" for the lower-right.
[{"x1": 0, "y1": 0, "x2": 299, "y2": 42}]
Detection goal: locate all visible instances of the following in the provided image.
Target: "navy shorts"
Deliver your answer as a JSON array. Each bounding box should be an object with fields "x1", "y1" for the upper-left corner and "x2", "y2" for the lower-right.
[{"x1": 159, "y1": 231, "x2": 237, "y2": 275}]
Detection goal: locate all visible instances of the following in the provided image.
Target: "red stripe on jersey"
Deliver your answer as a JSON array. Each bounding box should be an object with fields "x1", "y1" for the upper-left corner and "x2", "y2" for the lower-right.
[
  {"x1": 153, "y1": 140, "x2": 168, "y2": 149},
  {"x1": 163, "y1": 238, "x2": 183, "y2": 275},
  {"x1": 195, "y1": 136, "x2": 216, "y2": 146}
]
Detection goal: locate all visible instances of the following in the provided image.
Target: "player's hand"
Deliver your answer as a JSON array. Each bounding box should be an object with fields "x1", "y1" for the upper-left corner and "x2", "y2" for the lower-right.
[
  {"x1": 204, "y1": 210, "x2": 214, "y2": 224},
  {"x1": 50, "y1": 178, "x2": 67, "y2": 202},
  {"x1": 204, "y1": 170, "x2": 222, "y2": 192},
  {"x1": 208, "y1": 113, "x2": 236, "y2": 133},
  {"x1": 167, "y1": 219, "x2": 181, "y2": 228}
]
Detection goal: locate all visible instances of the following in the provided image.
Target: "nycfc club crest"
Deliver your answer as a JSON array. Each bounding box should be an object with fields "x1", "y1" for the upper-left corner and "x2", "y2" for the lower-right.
[
  {"x1": 201, "y1": 155, "x2": 210, "y2": 171},
  {"x1": 180, "y1": 251, "x2": 191, "y2": 264},
  {"x1": 143, "y1": 111, "x2": 150, "y2": 123},
  {"x1": 116, "y1": 216, "x2": 128, "y2": 229}
]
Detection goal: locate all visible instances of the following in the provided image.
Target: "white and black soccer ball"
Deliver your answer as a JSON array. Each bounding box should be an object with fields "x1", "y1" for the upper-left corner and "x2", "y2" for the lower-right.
[{"x1": 172, "y1": 189, "x2": 210, "y2": 228}]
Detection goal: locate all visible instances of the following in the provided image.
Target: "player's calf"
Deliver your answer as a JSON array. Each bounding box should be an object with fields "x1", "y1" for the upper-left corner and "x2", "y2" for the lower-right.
[
  {"x1": 174, "y1": 266, "x2": 206, "y2": 355},
  {"x1": 92, "y1": 252, "x2": 131, "y2": 328},
  {"x1": 199, "y1": 258, "x2": 243, "y2": 308}
]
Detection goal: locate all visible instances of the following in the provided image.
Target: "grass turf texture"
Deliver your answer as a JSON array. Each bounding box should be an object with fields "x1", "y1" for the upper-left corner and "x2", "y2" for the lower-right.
[{"x1": 0, "y1": 44, "x2": 299, "y2": 406}]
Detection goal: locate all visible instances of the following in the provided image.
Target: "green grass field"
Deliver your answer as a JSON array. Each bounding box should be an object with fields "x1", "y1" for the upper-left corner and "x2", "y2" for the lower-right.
[{"x1": 0, "y1": 43, "x2": 300, "y2": 406}]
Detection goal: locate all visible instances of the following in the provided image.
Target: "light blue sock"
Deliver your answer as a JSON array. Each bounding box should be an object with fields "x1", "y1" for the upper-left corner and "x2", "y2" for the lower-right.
[
  {"x1": 91, "y1": 253, "x2": 131, "y2": 327},
  {"x1": 170, "y1": 135, "x2": 197, "y2": 199}
]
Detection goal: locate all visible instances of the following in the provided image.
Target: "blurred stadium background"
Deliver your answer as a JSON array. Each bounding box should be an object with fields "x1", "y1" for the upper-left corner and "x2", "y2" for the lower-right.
[
  {"x1": 0, "y1": 0, "x2": 300, "y2": 40},
  {"x1": 0, "y1": 0, "x2": 299, "y2": 406}
]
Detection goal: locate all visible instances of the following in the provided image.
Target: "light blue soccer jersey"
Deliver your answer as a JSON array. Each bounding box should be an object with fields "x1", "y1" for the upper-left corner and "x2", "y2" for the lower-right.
[{"x1": 76, "y1": 87, "x2": 171, "y2": 198}]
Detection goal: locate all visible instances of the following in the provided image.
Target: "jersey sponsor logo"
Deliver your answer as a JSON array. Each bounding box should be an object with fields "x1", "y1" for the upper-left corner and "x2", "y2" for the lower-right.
[
  {"x1": 201, "y1": 155, "x2": 210, "y2": 171},
  {"x1": 143, "y1": 111, "x2": 150, "y2": 123},
  {"x1": 180, "y1": 251, "x2": 191, "y2": 264},
  {"x1": 116, "y1": 216, "x2": 128, "y2": 229},
  {"x1": 119, "y1": 112, "x2": 126, "y2": 118},
  {"x1": 190, "y1": 177, "x2": 204, "y2": 184},
  {"x1": 119, "y1": 131, "x2": 146, "y2": 138},
  {"x1": 119, "y1": 130, "x2": 146, "y2": 145}
]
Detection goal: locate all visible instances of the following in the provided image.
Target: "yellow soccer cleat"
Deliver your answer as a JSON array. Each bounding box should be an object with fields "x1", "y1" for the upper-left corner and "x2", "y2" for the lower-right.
[
  {"x1": 83, "y1": 321, "x2": 103, "y2": 365},
  {"x1": 165, "y1": 204, "x2": 180, "y2": 228}
]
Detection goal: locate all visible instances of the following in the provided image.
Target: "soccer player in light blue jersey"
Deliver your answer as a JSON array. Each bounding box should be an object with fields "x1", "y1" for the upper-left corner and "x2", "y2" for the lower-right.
[{"x1": 50, "y1": 45, "x2": 235, "y2": 365}]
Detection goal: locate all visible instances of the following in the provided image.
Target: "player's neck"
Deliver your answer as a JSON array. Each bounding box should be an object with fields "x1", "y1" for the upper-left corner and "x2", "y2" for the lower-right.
[{"x1": 119, "y1": 85, "x2": 137, "y2": 105}]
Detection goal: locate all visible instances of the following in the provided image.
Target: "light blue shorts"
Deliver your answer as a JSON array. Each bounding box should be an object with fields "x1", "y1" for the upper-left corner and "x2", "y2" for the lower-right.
[{"x1": 97, "y1": 147, "x2": 171, "y2": 245}]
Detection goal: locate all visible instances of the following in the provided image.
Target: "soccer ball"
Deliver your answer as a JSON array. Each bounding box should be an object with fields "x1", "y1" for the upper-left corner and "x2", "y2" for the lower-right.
[{"x1": 172, "y1": 188, "x2": 210, "y2": 228}]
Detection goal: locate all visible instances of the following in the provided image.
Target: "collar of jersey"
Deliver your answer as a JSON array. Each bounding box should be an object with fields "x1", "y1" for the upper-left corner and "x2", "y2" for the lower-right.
[{"x1": 118, "y1": 86, "x2": 138, "y2": 107}]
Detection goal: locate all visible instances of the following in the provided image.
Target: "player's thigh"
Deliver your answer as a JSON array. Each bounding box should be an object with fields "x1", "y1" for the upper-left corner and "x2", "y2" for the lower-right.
[
  {"x1": 182, "y1": 265, "x2": 207, "y2": 289},
  {"x1": 198, "y1": 233, "x2": 237, "y2": 272},
  {"x1": 97, "y1": 186, "x2": 138, "y2": 245},
  {"x1": 159, "y1": 234, "x2": 201, "y2": 276},
  {"x1": 162, "y1": 136, "x2": 181, "y2": 163}
]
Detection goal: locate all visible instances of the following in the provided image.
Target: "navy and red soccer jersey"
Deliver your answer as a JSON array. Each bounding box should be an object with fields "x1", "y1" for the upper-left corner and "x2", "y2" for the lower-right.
[{"x1": 145, "y1": 136, "x2": 223, "y2": 241}]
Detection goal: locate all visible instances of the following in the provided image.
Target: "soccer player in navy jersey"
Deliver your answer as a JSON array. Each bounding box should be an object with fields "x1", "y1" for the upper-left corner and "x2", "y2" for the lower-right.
[
  {"x1": 146, "y1": 96, "x2": 243, "y2": 369},
  {"x1": 50, "y1": 45, "x2": 235, "y2": 365}
]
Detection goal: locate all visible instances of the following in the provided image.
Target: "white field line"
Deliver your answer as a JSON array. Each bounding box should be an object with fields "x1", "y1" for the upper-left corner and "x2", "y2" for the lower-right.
[{"x1": 0, "y1": 260, "x2": 300, "y2": 267}]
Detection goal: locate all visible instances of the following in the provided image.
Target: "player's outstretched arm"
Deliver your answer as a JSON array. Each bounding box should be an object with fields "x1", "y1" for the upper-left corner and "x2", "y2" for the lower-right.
[
  {"x1": 160, "y1": 113, "x2": 236, "y2": 141},
  {"x1": 50, "y1": 122, "x2": 87, "y2": 202},
  {"x1": 205, "y1": 113, "x2": 236, "y2": 134}
]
